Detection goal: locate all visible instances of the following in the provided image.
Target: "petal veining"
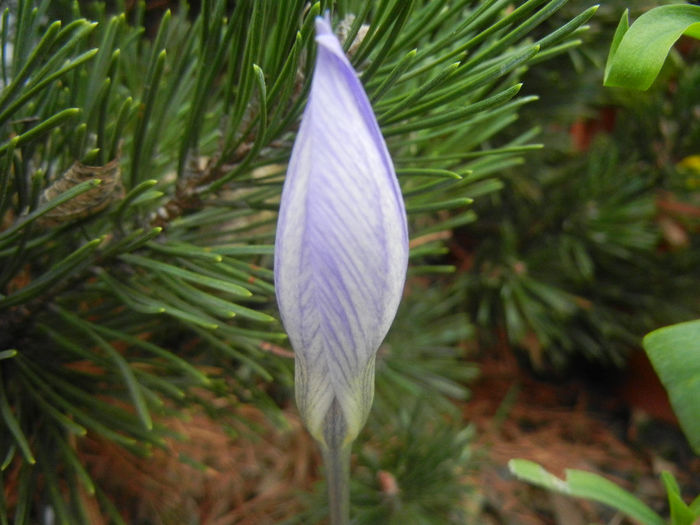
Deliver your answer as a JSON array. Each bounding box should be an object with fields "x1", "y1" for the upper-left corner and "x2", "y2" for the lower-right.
[{"x1": 274, "y1": 15, "x2": 408, "y2": 445}]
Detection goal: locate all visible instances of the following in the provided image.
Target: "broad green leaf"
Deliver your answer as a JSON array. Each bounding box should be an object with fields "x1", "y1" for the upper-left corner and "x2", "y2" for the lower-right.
[
  {"x1": 604, "y1": 5, "x2": 700, "y2": 90},
  {"x1": 668, "y1": 490, "x2": 697, "y2": 525},
  {"x1": 660, "y1": 471, "x2": 699, "y2": 525},
  {"x1": 509, "y1": 459, "x2": 665, "y2": 525},
  {"x1": 643, "y1": 320, "x2": 700, "y2": 454},
  {"x1": 690, "y1": 494, "x2": 700, "y2": 514}
]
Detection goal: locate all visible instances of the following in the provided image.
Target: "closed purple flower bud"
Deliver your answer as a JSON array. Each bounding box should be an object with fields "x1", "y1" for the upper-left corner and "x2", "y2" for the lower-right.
[{"x1": 274, "y1": 15, "x2": 408, "y2": 448}]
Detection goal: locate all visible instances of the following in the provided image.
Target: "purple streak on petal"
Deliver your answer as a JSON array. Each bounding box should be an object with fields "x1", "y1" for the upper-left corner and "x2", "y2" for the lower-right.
[{"x1": 274, "y1": 15, "x2": 408, "y2": 443}]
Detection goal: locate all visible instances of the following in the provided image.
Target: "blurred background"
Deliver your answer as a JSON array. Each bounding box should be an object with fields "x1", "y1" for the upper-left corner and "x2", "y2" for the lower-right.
[{"x1": 1, "y1": 0, "x2": 699, "y2": 523}]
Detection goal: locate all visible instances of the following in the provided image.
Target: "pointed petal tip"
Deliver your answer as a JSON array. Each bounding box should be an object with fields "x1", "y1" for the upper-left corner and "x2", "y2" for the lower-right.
[
  {"x1": 315, "y1": 13, "x2": 332, "y2": 35},
  {"x1": 314, "y1": 14, "x2": 346, "y2": 58}
]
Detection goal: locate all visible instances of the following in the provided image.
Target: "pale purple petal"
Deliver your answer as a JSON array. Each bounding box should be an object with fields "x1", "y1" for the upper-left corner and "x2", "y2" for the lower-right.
[{"x1": 274, "y1": 15, "x2": 408, "y2": 446}]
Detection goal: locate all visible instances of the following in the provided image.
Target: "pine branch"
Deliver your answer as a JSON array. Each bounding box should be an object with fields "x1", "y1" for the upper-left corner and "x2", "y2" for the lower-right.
[{"x1": 0, "y1": 0, "x2": 601, "y2": 520}]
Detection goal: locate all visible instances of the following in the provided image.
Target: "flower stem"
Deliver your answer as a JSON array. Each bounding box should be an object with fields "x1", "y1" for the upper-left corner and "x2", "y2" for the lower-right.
[{"x1": 321, "y1": 443, "x2": 351, "y2": 525}]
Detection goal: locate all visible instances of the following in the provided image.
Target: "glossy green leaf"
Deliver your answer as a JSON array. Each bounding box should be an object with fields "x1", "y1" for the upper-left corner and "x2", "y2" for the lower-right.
[
  {"x1": 661, "y1": 471, "x2": 698, "y2": 525},
  {"x1": 643, "y1": 320, "x2": 700, "y2": 454},
  {"x1": 604, "y1": 5, "x2": 700, "y2": 90},
  {"x1": 509, "y1": 459, "x2": 665, "y2": 525}
]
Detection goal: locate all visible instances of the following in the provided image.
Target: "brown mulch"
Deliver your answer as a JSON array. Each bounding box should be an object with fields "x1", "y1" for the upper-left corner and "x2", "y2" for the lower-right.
[
  {"x1": 80, "y1": 403, "x2": 318, "y2": 525},
  {"x1": 463, "y1": 345, "x2": 700, "y2": 525},
  {"x1": 73, "y1": 345, "x2": 699, "y2": 524}
]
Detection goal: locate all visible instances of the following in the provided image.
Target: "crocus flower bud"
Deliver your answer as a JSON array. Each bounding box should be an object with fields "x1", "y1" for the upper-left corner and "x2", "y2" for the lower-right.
[{"x1": 274, "y1": 15, "x2": 408, "y2": 449}]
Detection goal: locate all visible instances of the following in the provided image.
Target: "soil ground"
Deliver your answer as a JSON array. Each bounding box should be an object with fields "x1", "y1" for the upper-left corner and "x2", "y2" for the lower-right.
[{"x1": 464, "y1": 345, "x2": 700, "y2": 524}]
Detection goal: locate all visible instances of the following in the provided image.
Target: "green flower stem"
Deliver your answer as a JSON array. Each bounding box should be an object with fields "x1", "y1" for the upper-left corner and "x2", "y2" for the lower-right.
[{"x1": 321, "y1": 443, "x2": 351, "y2": 525}]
